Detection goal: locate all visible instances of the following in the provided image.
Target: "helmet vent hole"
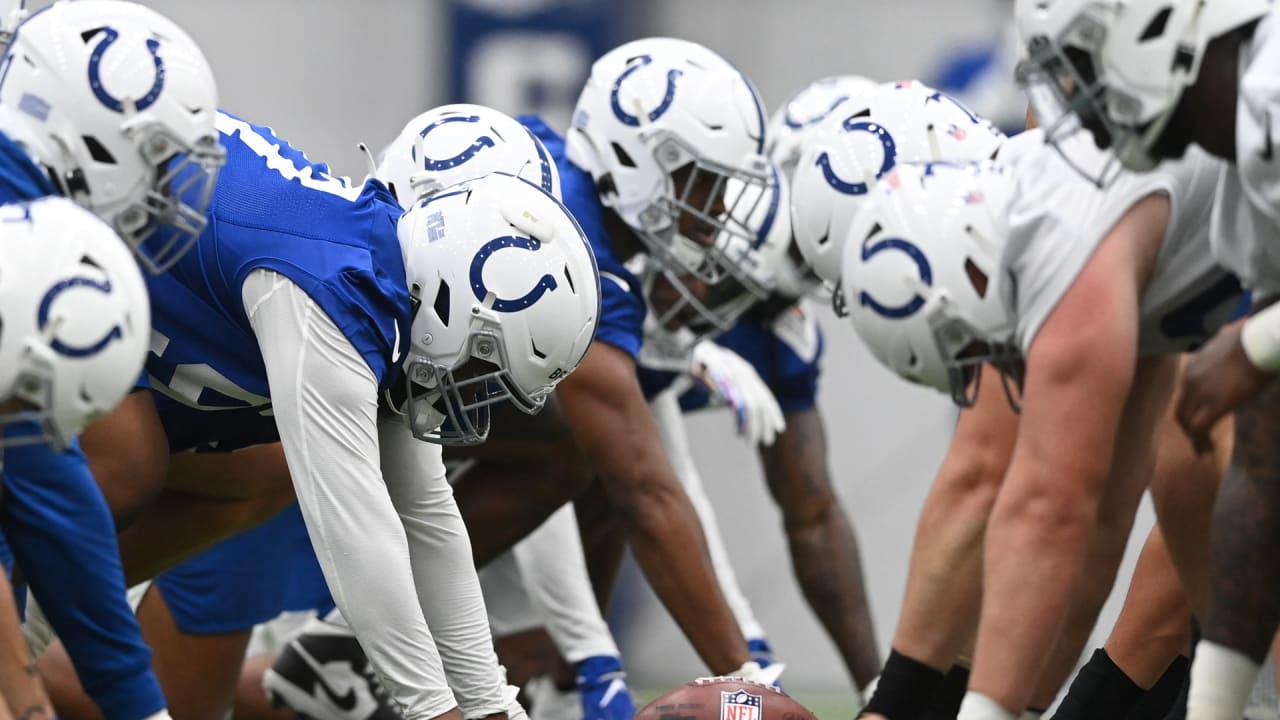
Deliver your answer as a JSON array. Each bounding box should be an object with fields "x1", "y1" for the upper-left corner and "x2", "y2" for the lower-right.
[
  {"x1": 816, "y1": 232, "x2": 830, "y2": 248},
  {"x1": 433, "y1": 279, "x2": 451, "y2": 327},
  {"x1": 964, "y1": 257, "x2": 989, "y2": 298},
  {"x1": 850, "y1": 108, "x2": 872, "y2": 119},
  {"x1": 79, "y1": 28, "x2": 106, "y2": 43},
  {"x1": 79, "y1": 254, "x2": 101, "y2": 270},
  {"x1": 82, "y1": 136, "x2": 116, "y2": 165},
  {"x1": 864, "y1": 222, "x2": 883, "y2": 241},
  {"x1": 1139, "y1": 7, "x2": 1173, "y2": 42},
  {"x1": 563, "y1": 264, "x2": 576, "y2": 293},
  {"x1": 611, "y1": 142, "x2": 636, "y2": 169},
  {"x1": 530, "y1": 338, "x2": 547, "y2": 360}
]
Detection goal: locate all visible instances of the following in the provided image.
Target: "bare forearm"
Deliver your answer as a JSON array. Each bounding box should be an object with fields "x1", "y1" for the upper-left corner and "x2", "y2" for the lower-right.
[
  {"x1": 618, "y1": 482, "x2": 749, "y2": 673},
  {"x1": 0, "y1": 574, "x2": 51, "y2": 720},
  {"x1": 894, "y1": 476, "x2": 991, "y2": 670},
  {"x1": 764, "y1": 410, "x2": 879, "y2": 687},
  {"x1": 970, "y1": 488, "x2": 1094, "y2": 711}
]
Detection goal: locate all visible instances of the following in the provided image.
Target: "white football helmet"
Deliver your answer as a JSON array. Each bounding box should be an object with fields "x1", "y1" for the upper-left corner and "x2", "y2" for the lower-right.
[
  {"x1": 0, "y1": 0, "x2": 223, "y2": 273},
  {"x1": 767, "y1": 74, "x2": 879, "y2": 180},
  {"x1": 0, "y1": 196, "x2": 149, "y2": 449},
  {"x1": 841, "y1": 160, "x2": 1021, "y2": 408},
  {"x1": 376, "y1": 103, "x2": 560, "y2": 209},
  {"x1": 1015, "y1": 0, "x2": 1268, "y2": 179},
  {"x1": 791, "y1": 80, "x2": 1006, "y2": 311},
  {"x1": 640, "y1": 160, "x2": 793, "y2": 358},
  {"x1": 565, "y1": 37, "x2": 772, "y2": 285},
  {"x1": 392, "y1": 172, "x2": 600, "y2": 446}
]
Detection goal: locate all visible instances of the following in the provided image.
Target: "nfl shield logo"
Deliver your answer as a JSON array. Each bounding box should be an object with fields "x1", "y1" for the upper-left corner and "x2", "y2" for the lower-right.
[{"x1": 720, "y1": 689, "x2": 762, "y2": 720}]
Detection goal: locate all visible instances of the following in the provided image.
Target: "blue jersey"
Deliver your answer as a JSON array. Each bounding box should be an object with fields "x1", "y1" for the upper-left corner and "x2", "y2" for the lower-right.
[
  {"x1": 638, "y1": 302, "x2": 825, "y2": 414},
  {"x1": 0, "y1": 131, "x2": 165, "y2": 720},
  {"x1": 520, "y1": 116, "x2": 646, "y2": 359},
  {"x1": 146, "y1": 112, "x2": 411, "y2": 447}
]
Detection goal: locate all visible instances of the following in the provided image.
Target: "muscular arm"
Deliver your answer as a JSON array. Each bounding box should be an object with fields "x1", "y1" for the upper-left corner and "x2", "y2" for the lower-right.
[
  {"x1": 757, "y1": 407, "x2": 880, "y2": 689},
  {"x1": 244, "y1": 270, "x2": 457, "y2": 720},
  {"x1": 967, "y1": 197, "x2": 1161, "y2": 711},
  {"x1": 892, "y1": 364, "x2": 1020, "y2": 672},
  {"x1": 556, "y1": 341, "x2": 749, "y2": 673}
]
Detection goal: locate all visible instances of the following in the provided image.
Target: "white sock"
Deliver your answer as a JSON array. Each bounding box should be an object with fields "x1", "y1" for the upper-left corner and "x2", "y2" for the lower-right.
[
  {"x1": 1187, "y1": 640, "x2": 1260, "y2": 720},
  {"x1": 957, "y1": 691, "x2": 1017, "y2": 720}
]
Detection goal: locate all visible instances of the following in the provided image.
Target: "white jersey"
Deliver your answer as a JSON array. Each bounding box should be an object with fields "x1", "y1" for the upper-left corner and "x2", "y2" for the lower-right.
[
  {"x1": 1215, "y1": 4, "x2": 1280, "y2": 297},
  {"x1": 1001, "y1": 130, "x2": 1231, "y2": 356}
]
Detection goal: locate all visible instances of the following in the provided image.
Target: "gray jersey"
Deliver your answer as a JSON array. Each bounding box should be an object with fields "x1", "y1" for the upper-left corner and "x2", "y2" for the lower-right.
[
  {"x1": 1001, "y1": 130, "x2": 1233, "y2": 356},
  {"x1": 1215, "y1": 4, "x2": 1280, "y2": 296}
]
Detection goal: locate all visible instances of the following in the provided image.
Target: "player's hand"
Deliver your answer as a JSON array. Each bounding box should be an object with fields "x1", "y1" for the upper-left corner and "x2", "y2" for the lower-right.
[
  {"x1": 1177, "y1": 323, "x2": 1276, "y2": 453},
  {"x1": 724, "y1": 659, "x2": 786, "y2": 689},
  {"x1": 688, "y1": 340, "x2": 786, "y2": 446}
]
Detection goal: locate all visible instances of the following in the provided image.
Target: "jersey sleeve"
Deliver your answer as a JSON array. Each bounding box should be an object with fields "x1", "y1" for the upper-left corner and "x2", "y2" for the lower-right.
[
  {"x1": 1, "y1": 437, "x2": 166, "y2": 720},
  {"x1": 243, "y1": 269, "x2": 457, "y2": 718},
  {"x1": 559, "y1": 161, "x2": 644, "y2": 359},
  {"x1": 765, "y1": 304, "x2": 824, "y2": 413},
  {"x1": 1004, "y1": 134, "x2": 1173, "y2": 353}
]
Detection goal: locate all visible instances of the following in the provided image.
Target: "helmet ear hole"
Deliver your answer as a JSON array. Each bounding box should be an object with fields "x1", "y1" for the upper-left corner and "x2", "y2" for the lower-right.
[
  {"x1": 964, "y1": 257, "x2": 988, "y2": 298},
  {"x1": 611, "y1": 142, "x2": 636, "y2": 168},
  {"x1": 82, "y1": 136, "x2": 116, "y2": 165},
  {"x1": 432, "y1": 279, "x2": 451, "y2": 327},
  {"x1": 1138, "y1": 7, "x2": 1173, "y2": 42}
]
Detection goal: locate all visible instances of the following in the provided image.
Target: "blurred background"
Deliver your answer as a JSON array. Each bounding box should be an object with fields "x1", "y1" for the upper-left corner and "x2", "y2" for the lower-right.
[{"x1": 32, "y1": 0, "x2": 1156, "y2": 713}]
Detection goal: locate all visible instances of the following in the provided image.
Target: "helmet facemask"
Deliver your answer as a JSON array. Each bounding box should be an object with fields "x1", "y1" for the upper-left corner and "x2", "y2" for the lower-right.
[
  {"x1": 117, "y1": 118, "x2": 224, "y2": 274},
  {"x1": 634, "y1": 130, "x2": 773, "y2": 285},
  {"x1": 396, "y1": 325, "x2": 543, "y2": 447},
  {"x1": 925, "y1": 301, "x2": 1025, "y2": 411},
  {"x1": 1017, "y1": 17, "x2": 1167, "y2": 185},
  {"x1": 0, "y1": 344, "x2": 66, "y2": 450}
]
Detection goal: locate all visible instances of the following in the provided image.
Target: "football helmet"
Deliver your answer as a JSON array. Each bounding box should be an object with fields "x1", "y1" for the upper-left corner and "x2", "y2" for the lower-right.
[
  {"x1": 791, "y1": 80, "x2": 1006, "y2": 305},
  {"x1": 376, "y1": 103, "x2": 560, "y2": 209},
  {"x1": 565, "y1": 37, "x2": 772, "y2": 285},
  {"x1": 640, "y1": 160, "x2": 791, "y2": 358},
  {"x1": 841, "y1": 160, "x2": 1021, "y2": 408},
  {"x1": 767, "y1": 74, "x2": 879, "y2": 180},
  {"x1": 1015, "y1": 0, "x2": 1268, "y2": 179},
  {"x1": 0, "y1": 0, "x2": 224, "y2": 273},
  {"x1": 392, "y1": 172, "x2": 600, "y2": 446},
  {"x1": 0, "y1": 196, "x2": 149, "y2": 449}
]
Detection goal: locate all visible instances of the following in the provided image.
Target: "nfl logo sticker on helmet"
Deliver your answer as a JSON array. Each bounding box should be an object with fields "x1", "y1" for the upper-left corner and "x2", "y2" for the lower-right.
[{"x1": 719, "y1": 689, "x2": 762, "y2": 720}]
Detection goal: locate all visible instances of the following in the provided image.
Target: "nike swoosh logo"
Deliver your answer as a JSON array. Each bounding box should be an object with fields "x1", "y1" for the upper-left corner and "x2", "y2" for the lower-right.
[
  {"x1": 597, "y1": 677, "x2": 626, "y2": 709},
  {"x1": 290, "y1": 640, "x2": 360, "y2": 712}
]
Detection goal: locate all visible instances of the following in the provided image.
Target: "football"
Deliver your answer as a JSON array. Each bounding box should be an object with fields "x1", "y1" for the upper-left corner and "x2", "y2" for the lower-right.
[{"x1": 634, "y1": 677, "x2": 819, "y2": 720}]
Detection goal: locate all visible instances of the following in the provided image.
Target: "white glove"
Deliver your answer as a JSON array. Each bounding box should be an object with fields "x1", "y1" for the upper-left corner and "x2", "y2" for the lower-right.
[
  {"x1": 688, "y1": 340, "x2": 786, "y2": 447},
  {"x1": 722, "y1": 660, "x2": 787, "y2": 688}
]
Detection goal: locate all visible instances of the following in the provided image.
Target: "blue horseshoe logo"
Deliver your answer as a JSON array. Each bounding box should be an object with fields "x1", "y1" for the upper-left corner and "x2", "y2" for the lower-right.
[
  {"x1": 38, "y1": 276, "x2": 123, "y2": 357},
  {"x1": 816, "y1": 119, "x2": 896, "y2": 196},
  {"x1": 858, "y1": 237, "x2": 933, "y2": 318},
  {"x1": 610, "y1": 55, "x2": 683, "y2": 127},
  {"x1": 785, "y1": 94, "x2": 849, "y2": 130},
  {"x1": 413, "y1": 115, "x2": 496, "y2": 172},
  {"x1": 470, "y1": 236, "x2": 558, "y2": 313},
  {"x1": 87, "y1": 28, "x2": 165, "y2": 113}
]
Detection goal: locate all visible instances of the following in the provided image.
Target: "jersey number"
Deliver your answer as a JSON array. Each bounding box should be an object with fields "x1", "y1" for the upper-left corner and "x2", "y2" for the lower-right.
[{"x1": 150, "y1": 330, "x2": 271, "y2": 411}]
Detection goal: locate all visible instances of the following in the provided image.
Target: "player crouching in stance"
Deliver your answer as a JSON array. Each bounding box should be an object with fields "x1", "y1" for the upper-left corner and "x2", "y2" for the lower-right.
[
  {"x1": 1012, "y1": 1, "x2": 1279, "y2": 716},
  {"x1": 843, "y1": 137, "x2": 1233, "y2": 720},
  {"x1": 0, "y1": 197, "x2": 165, "y2": 720}
]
